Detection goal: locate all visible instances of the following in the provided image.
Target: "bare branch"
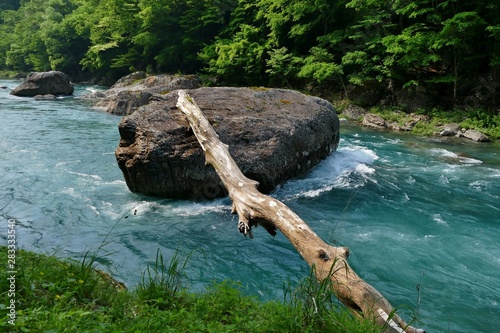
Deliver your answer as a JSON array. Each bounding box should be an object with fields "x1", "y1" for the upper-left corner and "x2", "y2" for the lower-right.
[{"x1": 176, "y1": 90, "x2": 425, "y2": 333}]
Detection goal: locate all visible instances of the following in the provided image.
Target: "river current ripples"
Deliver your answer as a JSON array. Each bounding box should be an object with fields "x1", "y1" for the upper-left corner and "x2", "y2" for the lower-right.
[{"x1": 1, "y1": 79, "x2": 499, "y2": 332}]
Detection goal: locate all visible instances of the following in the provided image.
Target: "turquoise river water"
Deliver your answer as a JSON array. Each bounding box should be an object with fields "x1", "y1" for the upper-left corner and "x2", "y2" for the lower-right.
[{"x1": 1, "y1": 79, "x2": 499, "y2": 332}]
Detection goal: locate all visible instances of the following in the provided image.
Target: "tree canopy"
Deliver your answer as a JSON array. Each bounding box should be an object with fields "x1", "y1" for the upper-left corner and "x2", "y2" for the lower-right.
[{"x1": 0, "y1": 0, "x2": 499, "y2": 109}]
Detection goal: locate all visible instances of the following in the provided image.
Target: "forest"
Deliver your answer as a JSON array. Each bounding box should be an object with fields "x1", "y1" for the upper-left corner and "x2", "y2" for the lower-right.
[{"x1": 1, "y1": 0, "x2": 499, "y2": 112}]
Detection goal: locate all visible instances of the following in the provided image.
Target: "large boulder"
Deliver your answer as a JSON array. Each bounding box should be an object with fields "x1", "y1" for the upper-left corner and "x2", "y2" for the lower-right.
[
  {"x1": 88, "y1": 72, "x2": 201, "y2": 115},
  {"x1": 10, "y1": 71, "x2": 74, "y2": 97},
  {"x1": 116, "y1": 87, "x2": 340, "y2": 199}
]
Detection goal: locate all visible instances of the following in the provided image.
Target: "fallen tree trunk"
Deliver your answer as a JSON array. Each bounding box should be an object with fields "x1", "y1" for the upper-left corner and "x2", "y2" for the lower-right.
[{"x1": 176, "y1": 90, "x2": 425, "y2": 333}]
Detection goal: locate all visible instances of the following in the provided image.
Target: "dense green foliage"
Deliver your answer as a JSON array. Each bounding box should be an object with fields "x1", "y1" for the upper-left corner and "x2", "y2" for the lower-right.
[
  {"x1": 0, "y1": 246, "x2": 383, "y2": 332},
  {"x1": 0, "y1": 0, "x2": 499, "y2": 110}
]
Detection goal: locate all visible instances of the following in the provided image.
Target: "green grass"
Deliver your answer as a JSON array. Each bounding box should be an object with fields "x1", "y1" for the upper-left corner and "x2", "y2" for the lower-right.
[
  {"x1": 415, "y1": 107, "x2": 500, "y2": 138},
  {"x1": 1, "y1": 246, "x2": 383, "y2": 333}
]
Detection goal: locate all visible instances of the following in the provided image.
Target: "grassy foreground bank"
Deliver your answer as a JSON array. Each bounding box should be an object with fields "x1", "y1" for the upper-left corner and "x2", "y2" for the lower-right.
[{"x1": 1, "y1": 246, "x2": 383, "y2": 333}]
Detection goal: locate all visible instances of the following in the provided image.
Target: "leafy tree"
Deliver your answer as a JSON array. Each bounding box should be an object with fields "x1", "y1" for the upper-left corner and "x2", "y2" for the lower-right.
[
  {"x1": 0, "y1": 9, "x2": 17, "y2": 68},
  {"x1": 0, "y1": 0, "x2": 20, "y2": 11},
  {"x1": 0, "y1": 0, "x2": 498, "y2": 110},
  {"x1": 38, "y1": 0, "x2": 88, "y2": 78},
  {"x1": 200, "y1": 23, "x2": 268, "y2": 85},
  {"x1": 341, "y1": 0, "x2": 395, "y2": 89},
  {"x1": 4, "y1": 1, "x2": 49, "y2": 71},
  {"x1": 134, "y1": 0, "x2": 233, "y2": 74},
  {"x1": 431, "y1": 10, "x2": 486, "y2": 99},
  {"x1": 178, "y1": 0, "x2": 236, "y2": 73},
  {"x1": 0, "y1": 0, "x2": 87, "y2": 77},
  {"x1": 262, "y1": 0, "x2": 348, "y2": 89},
  {"x1": 68, "y1": 0, "x2": 141, "y2": 79},
  {"x1": 199, "y1": 0, "x2": 268, "y2": 85}
]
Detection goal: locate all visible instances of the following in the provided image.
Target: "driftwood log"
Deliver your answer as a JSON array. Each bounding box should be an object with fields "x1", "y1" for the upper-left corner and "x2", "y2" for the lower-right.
[{"x1": 176, "y1": 90, "x2": 425, "y2": 333}]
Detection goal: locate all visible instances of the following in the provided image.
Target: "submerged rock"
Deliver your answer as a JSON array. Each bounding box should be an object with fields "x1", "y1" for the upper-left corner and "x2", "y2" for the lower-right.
[
  {"x1": 10, "y1": 71, "x2": 74, "y2": 97},
  {"x1": 116, "y1": 87, "x2": 340, "y2": 199}
]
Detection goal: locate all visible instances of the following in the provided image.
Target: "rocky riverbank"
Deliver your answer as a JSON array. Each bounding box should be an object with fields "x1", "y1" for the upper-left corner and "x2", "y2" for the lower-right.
[{"x1": 341, "y1": 104, "x2": 493, "y2": 142}]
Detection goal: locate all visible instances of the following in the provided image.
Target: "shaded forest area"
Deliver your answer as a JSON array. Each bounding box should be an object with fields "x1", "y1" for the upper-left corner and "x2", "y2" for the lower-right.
[{"x1": 1, "y1": 0, "x2": 499, "y2": 112}]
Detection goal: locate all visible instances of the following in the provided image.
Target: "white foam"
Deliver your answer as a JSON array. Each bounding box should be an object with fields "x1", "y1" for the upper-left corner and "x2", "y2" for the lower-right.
[
  {"x1": 342, "y1": 146, "x2": 379, "y2": 163},
  {"x1": 85, "y1": 86, "x2": 106, "y2": 94},
  {"x1": 459, "y1": 157, "x2": 482, "y2": 164},
  {"x1": 87, "y1": 205, "x2": 100, "y2": 216},
  {"x1": 299, "y1": 185, "x2": 335, "y2": 198},
  {"x1": 433, "y1": 214, "x2": 448, "y2": 225},
  {"x1": 429, "y1": 148, "x2": 482, "y2": 165},
  {"x1": 430, "y1": 148, "x2": 457, "y2": 158},
  {"x1": 438, "y1": 175, "x2": 449, "y2": 185},
  {"x1": 172, "y1": 202, "x2": 229, "y2": 217},
  {"x1": 358, "y1": 232, "x2": 372, "y2": 238},
  {"x1": 119, "y1": 201, "x2": 157, "y2": 217},
  {"x1": 56, "y1": 160, "x2": 81, "y2": 167},
  {"x1": 277, "y1": 146, "x2": 379, "y2": 199},
  {"x1": 354, "y1": 163, "x2": 375, "y2": 175},
  {"x1": 61, "y1": 187, "x2": 77, "y2": 196},
  {"x1": 470, "y1": 180, "x2": 487, "y2": 191},
  {"x1": 406, "y1": 176, "x2": 416, "y2": 184},
  {"x1": 67, "y1": 171, "x2": 102, "y2": 181}
]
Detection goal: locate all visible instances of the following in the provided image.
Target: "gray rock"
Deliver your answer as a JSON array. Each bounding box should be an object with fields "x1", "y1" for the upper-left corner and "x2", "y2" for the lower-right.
[
  {"x1": 388, "y1": 121, "x2": 412, "y2": 132},
  {"x1": 399, "y1": 113, "x2": 430, "y2": 131},
  {"x1": 439, "y1": 123, "x2": 461, "y2": 136},
  {"x1": 87, "y1": 73, "x2": 201, "y2": 115},
  {"x1": 406, "y1": 113, "x2": 429, "y2": 127},
  {"x1": 459, "y1": 129, "x2": 490, "y2": 142},
  {"x1": 362, "y1": 113, "x2": 387, "y2": 129},
  {"x1": 343, "y1": 105, "x2": 367, "y2": 120},
  {"x1": 10, "y1": 71, "x2": 74, "y2": 97},
  {"x1": 115, "y1": 87, "x2": 340, "y2": 199},
  {"x1": 98, "y1": 90, "x2": 153, "y2": 116},
  {"x1": 111, "y1": 71, "x2": 147, "y2": 88},
  {"x1": 84, "y1": 91, "x2": 106, "y2": 99}
]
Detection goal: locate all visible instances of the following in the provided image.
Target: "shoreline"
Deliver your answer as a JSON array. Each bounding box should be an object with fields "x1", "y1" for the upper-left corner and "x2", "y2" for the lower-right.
[{"x1": 2, "y1": 74, "x2": 498, "y2": 141}]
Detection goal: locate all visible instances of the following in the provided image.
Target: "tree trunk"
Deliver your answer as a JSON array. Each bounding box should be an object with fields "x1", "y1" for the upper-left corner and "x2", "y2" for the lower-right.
[{"x1": 176, "y1": 90, "x2": 425, "y2": 333}]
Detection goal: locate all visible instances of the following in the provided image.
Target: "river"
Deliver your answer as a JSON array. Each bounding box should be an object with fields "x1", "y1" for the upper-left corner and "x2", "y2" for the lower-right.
[{"x1": 1, "y1": 79, "x2": 499, "y2": 332}]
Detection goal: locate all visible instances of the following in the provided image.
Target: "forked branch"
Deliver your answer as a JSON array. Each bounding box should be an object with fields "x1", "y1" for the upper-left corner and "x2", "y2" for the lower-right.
[{"x1": 176, "y1": 90, "x2": 425, "y2": 333}]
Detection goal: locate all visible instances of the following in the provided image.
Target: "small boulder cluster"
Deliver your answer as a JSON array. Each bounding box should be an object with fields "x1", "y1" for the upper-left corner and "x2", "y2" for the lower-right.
[
  {"x1": 343, "y1": 105, "x2": 491, "y2": 142},
  {"x1": 438, "y1": 123, "x2": 490, "y2": 142}
]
